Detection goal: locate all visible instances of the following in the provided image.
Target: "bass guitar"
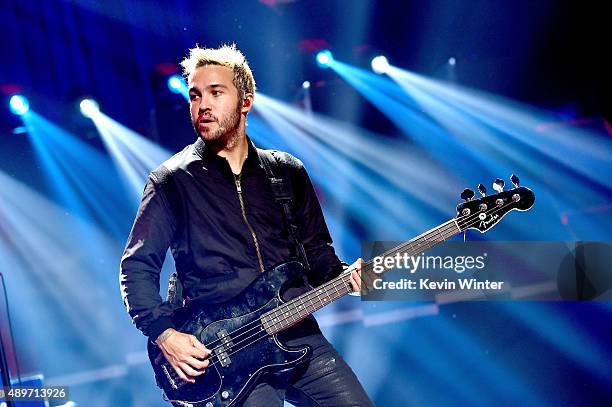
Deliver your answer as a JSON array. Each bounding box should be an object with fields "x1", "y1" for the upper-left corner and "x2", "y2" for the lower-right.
[{"x1": 148, "y1": 175, "x2": 535, "y2": 406}]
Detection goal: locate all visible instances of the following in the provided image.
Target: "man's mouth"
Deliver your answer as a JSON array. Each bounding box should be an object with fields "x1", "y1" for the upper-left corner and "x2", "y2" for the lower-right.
[
  {"x1": 199, "y1": 116, "x2": 216, "y2": 124},
  {"x1": 198, "y1": 118, "x2": 216, "y2": 131}
]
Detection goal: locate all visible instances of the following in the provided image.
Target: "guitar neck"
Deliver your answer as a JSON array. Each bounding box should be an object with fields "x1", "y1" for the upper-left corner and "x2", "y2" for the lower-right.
[{"x1": 262, "y1": 219, "x2": 462, "y2": 334}]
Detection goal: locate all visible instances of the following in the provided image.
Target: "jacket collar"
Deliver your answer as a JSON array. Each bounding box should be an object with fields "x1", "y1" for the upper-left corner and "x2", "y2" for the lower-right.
[{"x1": 192, "y1": 135, "x2": 262, "y2": 177}]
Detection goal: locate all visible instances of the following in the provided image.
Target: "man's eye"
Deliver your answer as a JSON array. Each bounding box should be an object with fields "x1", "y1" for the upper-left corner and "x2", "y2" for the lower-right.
[
  {"x1": 190, "y1": 94, "x2": 200, "y2": 101},
  {"x1": 212, "y1": 91, "x2": 222, "y2": 96}
]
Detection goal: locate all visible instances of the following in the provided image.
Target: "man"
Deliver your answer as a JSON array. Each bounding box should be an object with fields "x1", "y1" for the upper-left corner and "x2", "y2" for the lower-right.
[{"x1": 120, "y1": 44, "x2": 373, "y2": 406}]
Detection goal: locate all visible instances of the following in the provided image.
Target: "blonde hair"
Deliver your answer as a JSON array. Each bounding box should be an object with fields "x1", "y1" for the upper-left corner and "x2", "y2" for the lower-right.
[{"x1": 180, "y1": 44, "x2": 256, "y2": 99}]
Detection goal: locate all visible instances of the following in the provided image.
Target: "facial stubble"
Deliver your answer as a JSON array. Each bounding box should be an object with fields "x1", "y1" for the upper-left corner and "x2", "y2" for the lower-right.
[{"x1": 194, "y1": 101, "x2": 243, "y2": 150}]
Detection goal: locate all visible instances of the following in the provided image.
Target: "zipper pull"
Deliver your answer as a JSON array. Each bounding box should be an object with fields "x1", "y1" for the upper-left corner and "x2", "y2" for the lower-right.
[{"x1": 234, "y1": 174, "x2": 242, "y2": 193}]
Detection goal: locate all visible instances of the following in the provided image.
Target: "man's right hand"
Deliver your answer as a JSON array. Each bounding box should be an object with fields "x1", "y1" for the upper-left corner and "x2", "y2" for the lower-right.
[{"x1": 156, "y1": 328, "x2": 211, "y2": 383}]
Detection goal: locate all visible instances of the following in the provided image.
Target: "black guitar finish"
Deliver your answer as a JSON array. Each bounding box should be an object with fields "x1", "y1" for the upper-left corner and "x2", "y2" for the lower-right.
[{"x1": 148, "y1": 261, "x2": 311, "y2": 407}]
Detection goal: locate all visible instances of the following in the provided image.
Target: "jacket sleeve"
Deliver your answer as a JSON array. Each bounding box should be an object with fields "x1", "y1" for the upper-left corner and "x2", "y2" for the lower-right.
[
  {"x1": 291, "y1": 161, "x2": 344, "y2": 287},
  {"x1": 119, "y1": 170, "x2": 178, "y2": 341}
]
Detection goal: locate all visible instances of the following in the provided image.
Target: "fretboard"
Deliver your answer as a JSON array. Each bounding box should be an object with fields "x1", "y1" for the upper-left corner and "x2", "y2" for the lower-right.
[{"x1": 261, "y1": 218, "x2": 462, "y2": 334}]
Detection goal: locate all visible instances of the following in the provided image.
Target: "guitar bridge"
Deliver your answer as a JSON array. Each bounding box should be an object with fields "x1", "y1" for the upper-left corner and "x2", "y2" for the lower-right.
[{"x1": 214, "y1": 328, "x2": 234, "y2": 367}]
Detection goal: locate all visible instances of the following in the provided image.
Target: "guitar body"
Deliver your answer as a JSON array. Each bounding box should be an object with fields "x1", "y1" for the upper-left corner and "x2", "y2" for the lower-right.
[{"x1": 147, "y1": 261, "x2": 311, "y2": 407}]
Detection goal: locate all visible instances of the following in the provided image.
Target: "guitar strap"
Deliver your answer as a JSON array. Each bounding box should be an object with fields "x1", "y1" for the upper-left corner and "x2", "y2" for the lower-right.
[{"x1": 257, "y1": 149, "x2": 311, "y2": 272}]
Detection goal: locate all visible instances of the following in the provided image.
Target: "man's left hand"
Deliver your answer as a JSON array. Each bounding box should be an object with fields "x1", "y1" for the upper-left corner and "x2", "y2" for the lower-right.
[{"x1": 347, "y1": 258, "x2": 363, "y2": 293}]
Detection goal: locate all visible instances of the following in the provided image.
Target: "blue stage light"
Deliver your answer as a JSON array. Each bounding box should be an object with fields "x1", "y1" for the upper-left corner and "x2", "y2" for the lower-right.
[
  {"x1": 371, "y1": 56, "x2": 390, "y2": 74},
  {"x1": 302, "y1": 81, "x2": 311, "y2": 89},
  {"x1": 316, "y1": 50, "x2": 334, "y2": 68},
  {"x1": 9, "y1": 94, "x2": 29, "y2": 116},
  {"x1": 80, "y1": 98, "x2": 100, "y2": 118},
  {"x1": 167, "y1": 74, "x2": 185, "y2": 94},
  {"x1": 448, "y1": 57, "x2": 456, "y2": 66}
]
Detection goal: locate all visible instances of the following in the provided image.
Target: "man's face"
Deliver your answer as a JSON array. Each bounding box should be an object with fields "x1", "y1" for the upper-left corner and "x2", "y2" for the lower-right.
[{"x1": 187, "y1": 65, "x2": 244, "y2": 143}]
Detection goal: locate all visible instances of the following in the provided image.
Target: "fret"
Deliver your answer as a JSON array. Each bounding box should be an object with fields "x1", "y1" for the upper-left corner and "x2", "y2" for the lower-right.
[
  {"x1": 272, "y1": 311, "x2": 280, "y2": 330},
  {"x1": 317, "y1": 288, "x2": 325, "y2": 308},
  {"x1": 307, "y1": 290, "x2": 315, "y2": 314},
  {"x1": 453, "y1": 218, "x2": 462, "y2": 233},
  {"x1": 297, "y1": 296, "x2": 306, "y2": 319},
  {"x1": 285, "y1": 307, "x2": 295, "y2": 324},
  {"x1": 315, "y1": 288, "x2": 326, "y2": 306},
  {"x1": 403, "y1": 241, "x2": 415, "y2": 258},
  {"x1": 333, "y1": 279, "x2": 341, "y2": 298},
  {"x1": 343, "y1": 276, "x2": 351, "y2": 294},
  {"x1": 436, "y1": 225, "x2": 445, "y2": 242},
  {"x1": 343, "y1": 276, "x2": 351, "y2": 295},
  {"x1": 329, "y1": 280, "x2": 339, "y2": 300}
]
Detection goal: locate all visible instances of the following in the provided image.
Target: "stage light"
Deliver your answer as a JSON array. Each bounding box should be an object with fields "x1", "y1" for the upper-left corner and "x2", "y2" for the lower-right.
[
  {"x1": 302, "y1": 81, "x2": 311, "y2": 89},
  {"x1": 9, "y1": 94, "x2": 29, "y2": 116},
  {"x1": 90, "y1": 112, "x2": 172, "y2": 199},
  {"x1": 316, "y1": 50, "x2": 334, "y2": 68},
  {"x1": 448, "y1": 57, "x2": 456, "y2": 66},
  {"x1": 166, "y1": 74, "x2": 188, "y2": 99},
  {"x1": 168, "y1": 74, "x2": 184, "y2": 94},
  {"x1": 80, "y1": 98, "x2": 100, "y2": 118},
  {"x1": 371, "y1": 55, "x2": 390, "y2": 74}
]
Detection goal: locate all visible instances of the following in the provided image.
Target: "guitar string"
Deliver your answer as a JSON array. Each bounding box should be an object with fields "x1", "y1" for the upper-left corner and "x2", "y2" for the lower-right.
[
  {"x1": 364, "y1": 219, "x2": 456, "y2": 265},
  {"x1": 194, "y1": 198, "x2": 520, "y2": 369},
  {"x1": 263, "y1": 197, "x2": 517, "y2": 335},
  {"x1": 363, "y1": 209, "x2": 496, "y2": 271},
  {"x1": 160, "y1": 197, "x2": 526, "y2": 381},
  {"x1": 361, "y1": 196, "x2": 521, "y2": 274},
  {"x1": 202, "y1": 197, "x2": 521, "y2": 371},
  {"x1": 203, "y1": 276, "x2": 353, "y2": 368},
  {"x1": 204, "y1": 272, "x2": 354, "y2": 368},
  {"x1": 189, "y1": 196, "x2": 520, "y2": 358},
  {"x1": 182, "y1": 272, "x2": 352, "y2": 368}
]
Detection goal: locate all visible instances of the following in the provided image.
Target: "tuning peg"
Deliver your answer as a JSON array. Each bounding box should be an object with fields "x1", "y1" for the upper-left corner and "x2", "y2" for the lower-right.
[
  {"x1": 461, "y1": 188, "x2": 475, "y2": 201},
  {"x1": 510, "y1": 174, "x2": 520, "y2": 188},
  {"x1": 492, "y1": 178, "x2": 505, "y2": 193},
  {"x1": 477, "y1": 183, "x2": 487, "y2": 197}
]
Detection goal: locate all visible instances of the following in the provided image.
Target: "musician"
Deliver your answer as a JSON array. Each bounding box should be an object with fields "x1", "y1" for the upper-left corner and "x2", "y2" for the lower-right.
[{"x1": 120, "y1": 44, "x2": 373, "y2": 406}]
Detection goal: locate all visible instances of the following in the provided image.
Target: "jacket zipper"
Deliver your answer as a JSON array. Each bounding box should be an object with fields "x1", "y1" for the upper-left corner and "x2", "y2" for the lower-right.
[{"x1": 234, "y1": 174, "x2": 266, "y2": 273}]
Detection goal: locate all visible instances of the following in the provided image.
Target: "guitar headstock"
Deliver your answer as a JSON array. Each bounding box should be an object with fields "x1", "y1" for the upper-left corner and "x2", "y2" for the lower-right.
[{"x1": 455, "y1": 174, "x2": 535, "y2": 233}]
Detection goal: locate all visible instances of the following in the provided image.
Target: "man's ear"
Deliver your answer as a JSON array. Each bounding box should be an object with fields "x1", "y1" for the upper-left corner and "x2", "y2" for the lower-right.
[{"x1": 241, "y1": 93, "x2": 254, "y2": 114}]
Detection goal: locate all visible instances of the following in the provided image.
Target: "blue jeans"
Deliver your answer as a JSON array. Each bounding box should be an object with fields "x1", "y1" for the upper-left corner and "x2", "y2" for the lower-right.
[{"x1": 242, "y1": 330, "x2": 374, "y2": 407}]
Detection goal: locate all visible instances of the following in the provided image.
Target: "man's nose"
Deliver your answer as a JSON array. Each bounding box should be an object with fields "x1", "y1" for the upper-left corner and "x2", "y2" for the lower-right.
[{"x1": 198, "y1": 96, "x2": 212, "y2": 113}]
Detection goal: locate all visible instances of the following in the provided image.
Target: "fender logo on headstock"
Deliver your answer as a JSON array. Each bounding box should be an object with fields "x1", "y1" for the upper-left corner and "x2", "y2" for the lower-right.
[{"x1": 480, "y1": 214, "x2": 499, "y2": 229}]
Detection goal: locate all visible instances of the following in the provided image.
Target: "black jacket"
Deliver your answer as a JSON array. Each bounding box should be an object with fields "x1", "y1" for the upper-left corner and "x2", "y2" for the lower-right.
[{"x1": 119, "y1": 137, "x2": 343, "y2": 340}]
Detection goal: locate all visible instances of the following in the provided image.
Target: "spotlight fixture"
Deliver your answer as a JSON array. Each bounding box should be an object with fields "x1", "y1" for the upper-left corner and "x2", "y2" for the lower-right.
[
  {"x1": 302, "y1": 81, "x2": 311, "y2": 89},
  {"x1": 371, "y1": 55, "x2": 390, "y2": 74},
  {"x1": 316, "y1": 50, "x2": 334, "y2": 68},
  {"x1": 448, "y1": 57, "x2": 456, "y2": 66},
  {"x1": 80, "y1": 98, "x2": 100, "y2": 118},
  {"x1": 9, "y1": 94, "x2": 30, "y2": 116}
]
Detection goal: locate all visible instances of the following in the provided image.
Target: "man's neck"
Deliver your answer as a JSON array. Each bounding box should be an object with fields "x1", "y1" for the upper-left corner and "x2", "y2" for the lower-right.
[{"x1": 214, "y1": 132, "x2": 249, "y2": 175}]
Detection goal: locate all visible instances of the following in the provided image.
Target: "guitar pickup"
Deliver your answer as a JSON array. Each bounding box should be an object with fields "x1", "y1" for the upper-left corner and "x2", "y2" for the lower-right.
[
  {"x1": 214, "y1": 329, "x2": 234, "y2": 367},
  {"x1": 161, "y1": 363, "x2": 188, "y2": 389}
]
